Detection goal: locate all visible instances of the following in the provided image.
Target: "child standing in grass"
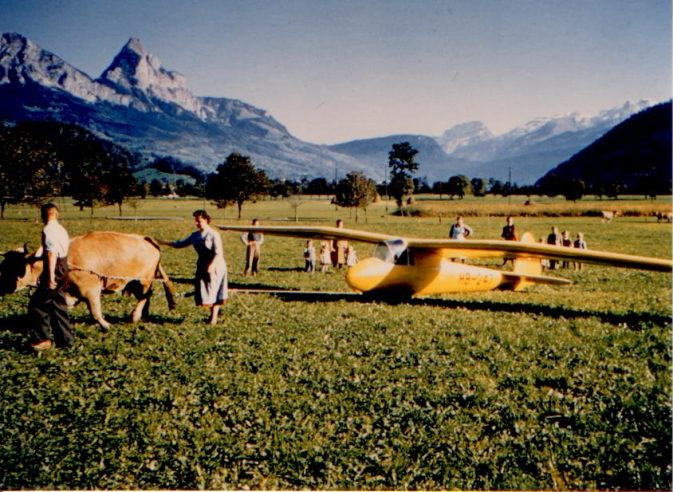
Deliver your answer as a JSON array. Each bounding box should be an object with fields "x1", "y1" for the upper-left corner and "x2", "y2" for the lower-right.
[
  {"x1": 319, "y1": 242, "x2": 331, "y2": 273},
  {"x1": 346, "y1": 246, "x2": 358, "y2": 267},
  {"x1": 561, "y1": 230, "x2": 572, "y2": 268},
  {"x1": 573, "y1": 232, "x2": 587, "y2": 270},
  {"x1": 304, "y1": 240, "x2": 316, "y2": 273}
]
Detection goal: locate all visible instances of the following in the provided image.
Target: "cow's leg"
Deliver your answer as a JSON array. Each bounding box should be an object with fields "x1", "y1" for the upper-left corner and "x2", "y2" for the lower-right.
[
  {"x1": 83, "y1": 287, "x2": 111, "y2": 331},
  {"x1": 131, "y1": 282, "x2": 152, "y2": 323}
]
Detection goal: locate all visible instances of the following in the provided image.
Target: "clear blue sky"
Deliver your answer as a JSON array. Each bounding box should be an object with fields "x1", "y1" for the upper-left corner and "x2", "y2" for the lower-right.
[{"x1": 1, "y1": 0, "x2": 670, "y2": 144}]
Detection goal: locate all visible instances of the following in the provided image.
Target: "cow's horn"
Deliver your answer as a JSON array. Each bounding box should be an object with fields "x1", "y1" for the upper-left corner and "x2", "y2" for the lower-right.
[{"x1": 23, "y1": 243, "x2": 30, "y2": 254}]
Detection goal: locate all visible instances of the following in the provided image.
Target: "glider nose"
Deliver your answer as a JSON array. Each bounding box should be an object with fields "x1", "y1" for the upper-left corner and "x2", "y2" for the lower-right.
[{"x1": 345, "y1": 257, "x2": 393, "y2": 292}]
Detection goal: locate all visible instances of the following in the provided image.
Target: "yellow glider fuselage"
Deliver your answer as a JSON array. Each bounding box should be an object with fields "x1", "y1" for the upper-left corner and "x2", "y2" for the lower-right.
[{"x1": 345, "y1": 247, "x2": 516, "y2": 296}]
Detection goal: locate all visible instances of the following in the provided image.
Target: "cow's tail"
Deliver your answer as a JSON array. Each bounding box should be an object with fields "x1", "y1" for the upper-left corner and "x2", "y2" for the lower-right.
[
  {"x1": 157, "y1": 262, "x2": 177, "y2": 310},
  {"x1": 145, "y1": 236, "x2": 177, "y2": 310}
]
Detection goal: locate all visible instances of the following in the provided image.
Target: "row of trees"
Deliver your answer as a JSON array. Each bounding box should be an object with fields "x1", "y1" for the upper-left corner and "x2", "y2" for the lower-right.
[
  {"x1": 1, "y1": 120, "x2": 666, "y2": 221},
  {"x1": 0, "y1": 121, "x2": 138, "y2": 218}
]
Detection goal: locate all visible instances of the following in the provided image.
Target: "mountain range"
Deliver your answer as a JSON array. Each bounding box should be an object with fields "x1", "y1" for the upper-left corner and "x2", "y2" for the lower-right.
[
  {"x1": 536, "y1": 101, "x2": 672, "y2": 191},
  {"x1": 0, "y1": 32, "x2": 660, "y2": 184}
]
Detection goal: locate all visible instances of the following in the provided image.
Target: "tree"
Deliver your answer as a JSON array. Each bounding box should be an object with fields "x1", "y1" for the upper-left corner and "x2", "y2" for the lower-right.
[
  {"x1": 446, "y1": 175, "x2": 471, "y2": 199},
  {"x1": 206, "y1": 153, "x2": 269, "y2": 219},
  {"x1": 563, "y1": 179, "x2": 586, "y2": 202},
  {"x1": 0, "y1": 124, "x2": 62, "y2": 215},
  {"x1": 287, "y1": 194, "x2": 304, "y2": 222},
  {"x1": 305, "y1": 177, "x2": 331, "y2": 196},
  {"x1": 488, "y1": 178, "x2": 506, "y2": 196},
  {"x1": 149, "y1": 179, "x2": 165, "y2": 197},
  {"x1": 432, "y1": 181, "x2": 447, "y2": 199},
  {"x1": 388, "y1": 142, "x2": 419, "y2": 208},
  {"x1": 0, "y1": 121, "x2": 139, "y2": 217},
  {"x1": 334, "y1": 171, "x2": 378, "y2": 222},
  {"x1": 471, "y1": 177, "x2": 487, "y2": 197}
]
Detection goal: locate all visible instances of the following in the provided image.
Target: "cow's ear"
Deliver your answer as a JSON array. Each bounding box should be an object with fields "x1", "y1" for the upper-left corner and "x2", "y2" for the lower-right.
[{"x1": 23, "y1": 243, "x2": 31, "y2": 255}]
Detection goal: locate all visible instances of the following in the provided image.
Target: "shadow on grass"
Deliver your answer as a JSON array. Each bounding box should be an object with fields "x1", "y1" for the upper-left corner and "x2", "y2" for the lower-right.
[
  {"x1": 236, "y1": 290, "x2": 669, "y2": 330},
  {"x1": 0, "y1": 308, "x2": 185, "y2": 351},
  {"x1": 0, "y1": 313, "x2": 32, "y2": 352},
  {"x1": 230, "y1": 281, "x2": 300, "y2": 291}
]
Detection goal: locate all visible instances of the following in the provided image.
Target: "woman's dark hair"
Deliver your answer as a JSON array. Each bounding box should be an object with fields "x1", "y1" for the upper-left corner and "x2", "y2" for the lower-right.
[{"x1": 193, "y1": 210, "x2": 211, "y2": 223}]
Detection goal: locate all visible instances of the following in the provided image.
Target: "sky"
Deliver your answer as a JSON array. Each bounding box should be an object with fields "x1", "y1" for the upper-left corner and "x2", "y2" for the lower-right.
[{"x1": 1, "y1": 0, "x2": 671, "y2": 144}]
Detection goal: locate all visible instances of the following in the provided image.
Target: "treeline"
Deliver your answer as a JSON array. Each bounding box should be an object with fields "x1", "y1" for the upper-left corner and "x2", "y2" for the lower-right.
[{"x1": 0, "y1": 121, "x2": 668, "y2": 220}]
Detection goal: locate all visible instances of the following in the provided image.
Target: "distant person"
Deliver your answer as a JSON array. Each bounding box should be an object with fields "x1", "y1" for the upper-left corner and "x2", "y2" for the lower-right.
[
  {"x1": 304, "y1": 240, "x2": 316, "y2": 273},
  {"x1": 501, "y1": 216, "x2": 518, "y2": 241},
  {"x1": 573, "y1": 232, "x2": 588, "y2": 270},
  {"x1": 546, "y1": 226, "x2": 560, "y2": 269},
  {"x1": 561, "y1": 230, "x2": 572, "y2": 268},
  {"x1": 320, "y1": 242, "x2": 331, "y2": 273},
  {"x1": 331, "y1": 219, "x2": 348, "y2": 269},
  {"x1": 449, "y1": 216, "x2": 473, "y2": 240},
  {"x1": 240, "y1": 218, "x2": 263, "y2": 276},
  {"x1": 28, "y1": 203, "x2": 73, "y2": 351},
  {"x1": 500, "y1": 215, "x2": 518, "y2": 266},
  {"x1": 159, "y1": 210, "x2": 228, "y2": 325}
]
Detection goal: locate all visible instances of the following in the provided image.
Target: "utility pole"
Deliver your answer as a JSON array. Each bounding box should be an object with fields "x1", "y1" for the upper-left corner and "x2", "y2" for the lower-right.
[
  {"x1": 384, "y1": 161, "x2": 389, "y2": 212},
  {"x1": 508, "y1": 166, "x2": 512, "y2": 207}
]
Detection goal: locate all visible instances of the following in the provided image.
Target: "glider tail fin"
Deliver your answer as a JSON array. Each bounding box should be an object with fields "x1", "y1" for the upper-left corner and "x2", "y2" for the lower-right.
[{"x1": 507, "y1": 232, "x2": 569, "y2": 291}]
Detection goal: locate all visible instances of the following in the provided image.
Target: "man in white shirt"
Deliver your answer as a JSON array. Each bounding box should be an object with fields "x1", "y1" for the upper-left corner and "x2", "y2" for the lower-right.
[{"x1": 29, "y1": 203, "x2": 73, "y2": 351}]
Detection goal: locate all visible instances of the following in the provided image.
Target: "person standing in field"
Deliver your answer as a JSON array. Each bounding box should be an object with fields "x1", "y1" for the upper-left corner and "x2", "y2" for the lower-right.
[
  {"x1": 320, "y1": 242, "x2": 332, "y2": 273},
  {"x1": 546, "y1": 226, "x2": 561, "y2": 269},
  {"x1": 500, "y1": 215, "x2": 518, "y2": 266},
  {"x1": 573, "y1": 232, "x2": 588, "y2": 270},
  {"x1": 304, "y1": 240, "x2": 316, "y2": 273},
  {"x1": 501, "y1": 216, "x2": 518, "y2": 241},
  {"x1": 159, "y1": 210, "x2": 228, "y2": 325},
  {"x1": 561, "y1": 230, "x2": 572, "y2": 268},
  {"x1": 240, "y1": 218, "x2": 263, "y2": 276},
  {"x1": 28, "y1": 203, "x2": 73, "y2": 351},
  {"x1": 346, "y1": 246, "x2": 358, "y2": 267},
  {"x1": 449, "y1": 216, "x2": 473, "y2": 240}
]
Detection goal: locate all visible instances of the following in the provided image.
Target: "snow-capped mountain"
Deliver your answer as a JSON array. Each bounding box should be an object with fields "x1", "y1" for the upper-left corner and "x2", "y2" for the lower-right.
[
  {"x1": 436, "y1": 121, "x2": 494, "y2": 154},
  {"x1": 440, "y1": 101, "x2": 652, "y2": 162},
  {"x1": 329, "y1": 100, "x2": 655, "y2": 184},
  {"x1": 0, "y1": 32, "x2": 367, "y2": 178}
]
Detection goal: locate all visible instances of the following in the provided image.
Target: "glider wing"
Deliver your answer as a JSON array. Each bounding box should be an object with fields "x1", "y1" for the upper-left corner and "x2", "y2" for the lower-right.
[
  {"x1": 216, "y1": 225, "x2": 396, "y2": 243},
  {"x1": 404, "y1": 237, "x2": 673, "y2": 273},
  {"x1": 216, "y1": 225, "x2": 672, "y2": 273}
]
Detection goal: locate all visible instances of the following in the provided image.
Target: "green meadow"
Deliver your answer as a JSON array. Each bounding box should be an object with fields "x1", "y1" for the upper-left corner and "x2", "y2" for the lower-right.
[{"x1": 0, "y1": 196, "x2": 671, "y2": 489}]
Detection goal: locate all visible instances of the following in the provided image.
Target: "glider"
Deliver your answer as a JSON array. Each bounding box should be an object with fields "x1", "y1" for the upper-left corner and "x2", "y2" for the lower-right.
[{"x1": 217, "y1": 225, "x2": 672, "y2": 297}]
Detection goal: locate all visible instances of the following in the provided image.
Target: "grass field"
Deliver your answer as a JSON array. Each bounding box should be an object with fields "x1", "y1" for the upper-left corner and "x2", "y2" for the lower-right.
[{"x1": 0, "y1": 196, "x2": 671, "y2": 489}]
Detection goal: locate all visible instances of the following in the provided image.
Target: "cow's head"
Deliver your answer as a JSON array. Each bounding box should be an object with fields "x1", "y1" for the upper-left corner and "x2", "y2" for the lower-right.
[{"x1": 0, "y1": 244, "x2": 40, "y2": 294}]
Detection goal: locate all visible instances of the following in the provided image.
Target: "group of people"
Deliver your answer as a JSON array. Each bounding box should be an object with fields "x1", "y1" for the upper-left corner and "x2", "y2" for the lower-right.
[
  {"x1": 545, "y1": 226, "x2": 587, "y2": 270},
  {"x1": 447, "y1": 215, "x2": 519, "y2": 241},
  {"x1": 447, "y1": 215, "x2": 588, "y2": 270},
  {"x1": 304, "y1": 219, "x2": 358, "y2": 273}
]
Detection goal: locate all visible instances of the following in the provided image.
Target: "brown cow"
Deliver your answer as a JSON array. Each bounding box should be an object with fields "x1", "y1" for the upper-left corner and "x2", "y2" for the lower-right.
[{"x1": 0, "y1": 231, "x2": 176, "y2": 330}]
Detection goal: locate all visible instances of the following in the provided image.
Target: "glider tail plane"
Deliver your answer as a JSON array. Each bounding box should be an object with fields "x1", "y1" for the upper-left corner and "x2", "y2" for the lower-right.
[{"x1": 505, "y1": 232, "x2": 572, "y2": 291}]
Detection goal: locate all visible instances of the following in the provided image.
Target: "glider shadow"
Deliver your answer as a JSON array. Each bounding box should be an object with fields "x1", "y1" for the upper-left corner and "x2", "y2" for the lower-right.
[{"x1": 239, "y1": 290, "x2": 668, "y2": 330}]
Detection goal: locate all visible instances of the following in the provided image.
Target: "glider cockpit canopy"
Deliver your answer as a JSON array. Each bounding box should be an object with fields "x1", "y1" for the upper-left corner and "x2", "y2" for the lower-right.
[{"x1": 374, "y1": 239, "x2": 414, "y2": 266}]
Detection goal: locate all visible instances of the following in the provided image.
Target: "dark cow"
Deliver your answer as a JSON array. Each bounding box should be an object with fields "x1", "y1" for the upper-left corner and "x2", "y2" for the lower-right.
[
  {"x1": 0, "y1": 231, "x2": 176, "y2": 330},
  {"x1": 655, "y1": 211, "x2": 673, "y2": 223}
]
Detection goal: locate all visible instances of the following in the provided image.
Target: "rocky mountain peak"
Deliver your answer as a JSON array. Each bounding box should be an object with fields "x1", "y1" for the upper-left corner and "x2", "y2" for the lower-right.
[{"x1": 98, "y1": 37, "x2": 202, "y2": 114}]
